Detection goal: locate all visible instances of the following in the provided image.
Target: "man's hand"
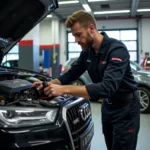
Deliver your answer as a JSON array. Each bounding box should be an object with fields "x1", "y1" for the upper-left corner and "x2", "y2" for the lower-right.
[
  {"x1": 32, "y1": 79, "x2": 61, "y2": 91},
  {"x1": 33, "y1": 80, "x2": 90, "y2": 99},
  {"x1": 44, "y1": 83, "x2": 64, "y2": 97},
  {"x1": 32, "y1": 81, "x2": 43, "y2": 90}
]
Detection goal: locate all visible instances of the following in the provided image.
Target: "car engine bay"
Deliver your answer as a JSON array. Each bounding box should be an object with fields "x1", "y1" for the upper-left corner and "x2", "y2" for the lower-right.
[{"x1": 0, "y1": 67, "x2": 71, "y2": 108}]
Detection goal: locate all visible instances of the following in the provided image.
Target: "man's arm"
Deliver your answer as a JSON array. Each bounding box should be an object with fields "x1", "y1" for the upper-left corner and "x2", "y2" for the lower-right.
[
  {"x1": 62, "y1": 85, "x2": 90, "y2": 99},
  {"x1": 58, "y1": 52, "x2": 86, "y2": 85},
  {"x1": 49, "y1": 78, "x2": 62, "y2": 85},
  {"x1": 44, "y1": 83, "x2": 90, "y2": 99}
]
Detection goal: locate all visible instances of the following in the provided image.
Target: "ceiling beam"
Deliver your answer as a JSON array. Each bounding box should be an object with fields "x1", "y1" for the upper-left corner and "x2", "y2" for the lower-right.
[{"x1": 131, "y1": 0, "x2": 140, "y2": 17}]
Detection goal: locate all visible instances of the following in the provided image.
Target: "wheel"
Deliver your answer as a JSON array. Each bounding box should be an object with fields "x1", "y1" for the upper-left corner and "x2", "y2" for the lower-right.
[
  {"x1": 137, "y1": 87, "x2": 150, "y2": 113},
  {"x1": 72, "y1": 79, "x2": 84, "y2": 85}
]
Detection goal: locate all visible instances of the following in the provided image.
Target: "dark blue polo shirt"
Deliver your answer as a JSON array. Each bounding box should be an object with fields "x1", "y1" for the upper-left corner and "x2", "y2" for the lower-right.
[{"x1": 58, "y1": 32, "x2": 137, "y2": 101}]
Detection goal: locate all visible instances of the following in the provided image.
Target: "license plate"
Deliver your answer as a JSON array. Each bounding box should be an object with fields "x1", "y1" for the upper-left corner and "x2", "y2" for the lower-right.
[{"x1": 80, "y1": 122, "x2": 94, "y2": 150}]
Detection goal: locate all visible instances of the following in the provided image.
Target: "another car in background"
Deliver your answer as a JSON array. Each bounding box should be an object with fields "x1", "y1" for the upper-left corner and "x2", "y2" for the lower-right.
[
  {"x1": 61, "y1": 57, "x2": 150, "y2": 113},
  {"x1": 2, "y1": 59, "x2": 18, "y2": 67},
  {"x1": 61, "y1": 58, "x2": 93, "y2": 85},
  {"x1": 140, "y1": 56, "x2": 150, "y2": 70},
  {"x1": 2, "y1": 58, "x2": 45, "y2": 74}
]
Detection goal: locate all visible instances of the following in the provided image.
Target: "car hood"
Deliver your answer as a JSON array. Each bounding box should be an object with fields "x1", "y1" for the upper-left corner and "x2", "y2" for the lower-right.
[
  {"x1": 133, "y1": 69, "x2": 150, "y2": 85},
  {"x1": 0, "y1": 0, "x2": 58, "y2": 63}
]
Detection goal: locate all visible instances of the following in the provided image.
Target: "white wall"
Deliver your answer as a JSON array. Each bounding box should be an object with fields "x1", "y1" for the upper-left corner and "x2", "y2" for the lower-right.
[
  {"x1": 40, "y1": 19, "x2": 53, "y2": 45},
  {"x1": 59, "y1": 22, "x2": 67, "y2": 64},
  {"x1": 96, "y1": 19, "x2": 137, "y2": 30},
  {"x1": 140, "y1": 18, "x2": 150, "y2": 58},
  {"x1": 40, "y1": 18, "x2": 60, "y2": 45}
]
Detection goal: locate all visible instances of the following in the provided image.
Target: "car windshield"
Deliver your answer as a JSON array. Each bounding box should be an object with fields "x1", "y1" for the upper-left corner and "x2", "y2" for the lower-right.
[{"x1": 130, "y1": 61, "x2": 144, "y2": 71}]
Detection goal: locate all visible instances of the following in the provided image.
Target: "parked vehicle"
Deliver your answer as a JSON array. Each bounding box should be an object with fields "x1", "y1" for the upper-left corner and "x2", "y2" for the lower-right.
[
  {"x1": 0, "y1": 1, "x2": 93, "y2": 150},
  {"x1": 61, "y1": 57, "x2": 150, "y2": 113},
  {"x1": 2, "y1": 58, "x2": 45, "y2": 74},
  {"x1": 2, "y1": 59, "x2": 18, "y2": 67},
  {"x1": 140, "y1": 56, "x2": 150, "y2": 70}
]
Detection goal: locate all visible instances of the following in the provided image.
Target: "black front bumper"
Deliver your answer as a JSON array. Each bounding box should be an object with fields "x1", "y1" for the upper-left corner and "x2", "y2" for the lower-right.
[{"x1": 0, "y1": 123, "x2": 69, "y2": 150}]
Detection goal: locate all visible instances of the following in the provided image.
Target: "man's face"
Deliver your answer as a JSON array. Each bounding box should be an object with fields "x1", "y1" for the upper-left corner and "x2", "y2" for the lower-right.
[{"x1": 71, "y1": 22, "x2": 94, "y2": 50}]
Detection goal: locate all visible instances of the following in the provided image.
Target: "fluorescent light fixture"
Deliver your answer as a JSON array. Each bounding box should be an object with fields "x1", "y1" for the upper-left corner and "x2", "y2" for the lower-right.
[
  {"x1": 82, "y1": 4, "x2": 92, "y2": 12},
  {"x1": 88, "y1": 0, "x2": 113, "y2": 2},
  {"x1": 137, "y1": 9, "x2": 150, "y2": 12},
  {"x1": 47, "y1": 14, "x2": 52, "y2": 18},
  {"x1": 59, "y1": 1, "x2": 79, "y2": 4},
  {"x1": 94, "y1": 10, "x2": 130, "y2": 15}
]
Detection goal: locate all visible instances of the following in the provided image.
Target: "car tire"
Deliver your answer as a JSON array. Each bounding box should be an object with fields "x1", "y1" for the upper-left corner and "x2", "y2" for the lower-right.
[
  {"x1": 72, "y1": 80, "x2": 84, "y2": 85},
  {"x1": 137, "y1": 87, "x2": 150, "y2": 113}
]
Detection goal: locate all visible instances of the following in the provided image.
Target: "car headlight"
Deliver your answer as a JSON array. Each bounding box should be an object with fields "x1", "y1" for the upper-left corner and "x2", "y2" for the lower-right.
[{"x1": 0, "y1": 107, "x2": 58, "y2": 128}]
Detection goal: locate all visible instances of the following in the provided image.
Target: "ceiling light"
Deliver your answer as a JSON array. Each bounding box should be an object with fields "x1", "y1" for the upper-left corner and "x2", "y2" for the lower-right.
[
  {"x1": 88, "y1": 0, "x2": 113, "y2": 2},
  {"x1": 59, "y1": 1, "x2": 79, "y2": 4},
  {"x1": 137, "y1": 9, "x2": 150, "y2": 12},
  {"x1": 47, "y1": 15, "x2": 52, "y2": 18},
  {"x1": 82, "y1": 4, "x2": 92, "y2": 12},
  {"x1": 94, "y1": 10, "x2": 130, "y2": 15}
]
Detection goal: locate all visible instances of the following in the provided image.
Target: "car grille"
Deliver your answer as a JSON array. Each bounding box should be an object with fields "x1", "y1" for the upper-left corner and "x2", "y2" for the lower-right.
[{"x1": 66, "y1": 99, "x2": 92, "y2": 150}]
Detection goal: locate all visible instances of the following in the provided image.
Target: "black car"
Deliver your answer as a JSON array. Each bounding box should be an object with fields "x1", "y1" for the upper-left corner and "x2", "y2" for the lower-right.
[{"x1": 0, "y1": 1, "x2": 94, "y2": 150}]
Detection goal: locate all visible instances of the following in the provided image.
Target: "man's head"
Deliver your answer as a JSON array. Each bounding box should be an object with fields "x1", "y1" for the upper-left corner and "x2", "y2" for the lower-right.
[{"x1": 65, "y1": 10, "x2": 97, "y2": 50}]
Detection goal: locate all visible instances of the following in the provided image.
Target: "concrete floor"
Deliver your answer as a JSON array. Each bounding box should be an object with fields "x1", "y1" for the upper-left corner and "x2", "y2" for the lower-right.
[{"x1": 90, "y1": 102, "x2": 150, "y2": 150}]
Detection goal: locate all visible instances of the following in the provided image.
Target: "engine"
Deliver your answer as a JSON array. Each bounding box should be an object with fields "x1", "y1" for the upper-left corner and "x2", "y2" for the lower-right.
[
  {"x1": 0, "y1": 79, "x2": 32, "y2": 98},
  {"x1": 0, "y1": 78, "x2": 41, "y2": 106},
  {"x1": 0, "y1": 69, "x2": 71, "y2": 107}
]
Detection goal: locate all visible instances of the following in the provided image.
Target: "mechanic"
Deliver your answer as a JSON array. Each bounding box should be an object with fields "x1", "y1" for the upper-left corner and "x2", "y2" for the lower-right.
[{"x1": 33, "y1": 10, "x2": 140, "y2": 150}]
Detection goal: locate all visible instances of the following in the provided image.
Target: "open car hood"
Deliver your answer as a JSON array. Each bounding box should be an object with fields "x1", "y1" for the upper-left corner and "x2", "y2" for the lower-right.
[{"x1": 0, "y1": 0, "x2": 58, "y2": 63}]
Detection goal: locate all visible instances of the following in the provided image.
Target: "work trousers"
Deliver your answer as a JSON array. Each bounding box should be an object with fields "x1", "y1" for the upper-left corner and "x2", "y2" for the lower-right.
[{"x1": 101, "y1": 93, "x2": 140, "y2": 150}]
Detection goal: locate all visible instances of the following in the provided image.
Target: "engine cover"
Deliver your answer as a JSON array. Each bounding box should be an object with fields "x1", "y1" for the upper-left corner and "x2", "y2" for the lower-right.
[{"x1": 0, "y1": 79, "x2": 32, "y2": 97}]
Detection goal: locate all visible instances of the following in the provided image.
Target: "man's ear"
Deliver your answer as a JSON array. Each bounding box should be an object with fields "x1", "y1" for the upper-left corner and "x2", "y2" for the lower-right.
[
  {"x1": 89, "y1": 24, "x2": 95, "y2": 29},
  {"x1": 88, "y1": 24, "x2": 95, "y2": 32}
]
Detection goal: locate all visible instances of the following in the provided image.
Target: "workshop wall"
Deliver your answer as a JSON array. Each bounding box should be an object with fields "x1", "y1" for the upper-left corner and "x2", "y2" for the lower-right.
[{"x1": 39, "y1": 17, "x2": 150, "y2": 64}]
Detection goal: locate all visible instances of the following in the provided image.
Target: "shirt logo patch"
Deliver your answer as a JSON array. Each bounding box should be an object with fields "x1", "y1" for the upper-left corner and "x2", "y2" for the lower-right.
[
  {"x1": 112, "y1": 57, "x2": 122, "y2": 62},
  {"x1": 128, "y1": 129, "x2": 135, "y2": 133},
  {"x1": 100, "y1": 61, "x2": 106, "y2": 64}
]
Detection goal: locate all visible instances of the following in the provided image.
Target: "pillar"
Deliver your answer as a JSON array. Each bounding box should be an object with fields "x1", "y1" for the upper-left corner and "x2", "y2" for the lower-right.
[
  {"x1": 18, "y1": 24, "x2": 40, "y2": 72},
  {"x1": 40, "y1": 17, "x2": 60, "y2": 78}
]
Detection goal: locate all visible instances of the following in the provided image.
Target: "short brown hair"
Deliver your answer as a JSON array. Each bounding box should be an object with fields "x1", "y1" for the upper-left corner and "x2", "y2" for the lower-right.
[{"x1": 65, "y1": 10, "x2": 97, "y2": 29}]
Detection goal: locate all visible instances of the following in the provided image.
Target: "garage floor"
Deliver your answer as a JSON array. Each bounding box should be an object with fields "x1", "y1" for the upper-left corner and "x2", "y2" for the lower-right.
[{"x1": 90, "y1": 102, "x2": 150, "y2": 150}]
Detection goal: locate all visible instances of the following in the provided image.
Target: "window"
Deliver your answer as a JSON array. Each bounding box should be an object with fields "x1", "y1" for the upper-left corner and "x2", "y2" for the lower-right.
[
  {"x1": 2, "y1": 44, "x2": 19, "y2": 64},
  {"x1": 68, "y1": 32, "x2": 81, "y2": 59},
  {"x1": 120, "y1": 30, "x2": 137, "y2": 40},
  {"x1": 68, "y1": 43, "x2": 82, "y2": 52},
  {"x1": 67, "y1": 29, "x2": 138, "y2": 61},
  {"x1": 122, "y1": 41, "x2": 137, "y2": 51},
  {"x1": 68, "y1": 33, "x2": 75, "y2": 42},
  {"x1": 8, "y1": 44, "x2": 19, "y2": 53},
  {"x1": 102, "y1": 31, "x2": 120, "y2": 40},
  {"x1": 129, "y1": 52, "x2": 137, "y2": 62}
]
